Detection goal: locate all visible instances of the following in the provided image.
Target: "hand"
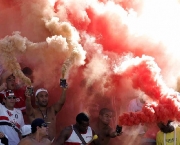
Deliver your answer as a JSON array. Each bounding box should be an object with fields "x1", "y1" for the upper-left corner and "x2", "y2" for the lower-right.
[
  {"x1": 0, "y1": 132, "x2": 5, "y2": 138},
  {"x1": 0, "y1": 83, "x2": 7, "y2": 91},
  {"x1": 25, "y1": 88, "x2": 31, "y2": 98},
  {"x1": 115, "y1": 131, "x2": 123, "y2": 136},
  {"x1": 60, "y1": 79, "x2": 68, "y2": 89},
  {"x1": 116, "y1": 125, "x2": 122, "y2": 134}
]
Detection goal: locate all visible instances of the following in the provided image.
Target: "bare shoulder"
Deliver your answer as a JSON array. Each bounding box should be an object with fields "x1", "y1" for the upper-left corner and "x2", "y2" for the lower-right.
[
  {"x1": 60, "y1": 125, "x2": 73, "y2": 138},
  {"x1": 63, "y1": 125, "x2": 73, "y2": 133},
  {"x1": 43, "y1": 137, "x2": 51, "y2": 145},
  {"x1": 18, "y1": 137, "x2": 32, "y2": 145},
  {"x1": 65, "y1": 125, "x2": 73, "y2": 130},
  {"x1": 54, "y1": 125, "x2": 73, "y2": 143}
]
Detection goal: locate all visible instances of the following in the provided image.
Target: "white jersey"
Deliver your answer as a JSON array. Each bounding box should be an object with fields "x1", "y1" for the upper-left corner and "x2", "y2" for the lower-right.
[
  {"x1": 65, "y1": 126, "x2": 93, "y2": 145},
  {"x1": 0, "y1": 103, "x2": 24, "y2": 145}
]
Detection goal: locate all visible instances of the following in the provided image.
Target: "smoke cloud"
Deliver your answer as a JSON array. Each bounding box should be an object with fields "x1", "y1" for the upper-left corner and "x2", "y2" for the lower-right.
[{"x1": 1, "y1": 0, "x2": 180, "y2": 144}]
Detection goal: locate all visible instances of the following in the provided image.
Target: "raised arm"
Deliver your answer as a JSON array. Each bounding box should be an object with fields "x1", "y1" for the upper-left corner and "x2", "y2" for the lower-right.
[
  {"x1": 25, "y1": 89, "x2": 35, "y2": 118},
  {"x1": 52, "y1": 88, "x2": 67, "y2": 114}
]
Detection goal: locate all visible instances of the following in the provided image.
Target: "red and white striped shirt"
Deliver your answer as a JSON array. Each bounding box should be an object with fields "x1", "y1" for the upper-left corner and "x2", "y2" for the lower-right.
[{"x1": 0, "y1": 103, "x2": 24, "y2": 145}]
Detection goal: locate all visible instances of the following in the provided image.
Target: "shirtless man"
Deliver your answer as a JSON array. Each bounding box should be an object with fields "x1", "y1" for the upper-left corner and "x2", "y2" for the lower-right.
[
  {"x1": 18, "y1": 118, "x2": 51, "y2": 145},
  {"x1": 93, "y1": 108, "x2": 122, "y2": 145},
  {"x1": 25, "y1": 82, "x2": 67, "y2": 141}
]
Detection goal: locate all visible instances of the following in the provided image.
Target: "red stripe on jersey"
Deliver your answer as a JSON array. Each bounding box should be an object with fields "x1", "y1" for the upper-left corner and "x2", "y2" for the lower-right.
[
  {"x1": 16, "y1": 123, "x2": 20, "y2": 129},
  {"x1": 0, "y1": 116, "x2": 20, "y2": 129},
  {"x1": 0, "y1": 116, "x2": 9, "y2": 121}
]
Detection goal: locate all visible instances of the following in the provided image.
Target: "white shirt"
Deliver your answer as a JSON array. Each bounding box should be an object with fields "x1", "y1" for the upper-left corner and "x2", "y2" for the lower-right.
[
  {"x1": 0, "y1": 103, "x2": 24, "y2": 145},
  {"x1": 66, "y1": 126, "x2": 93, "y2": 144}
]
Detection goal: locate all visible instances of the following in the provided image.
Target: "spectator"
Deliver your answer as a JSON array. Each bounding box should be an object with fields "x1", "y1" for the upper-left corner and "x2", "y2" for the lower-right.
[
  {"x1": 93, "y1": 108, "x2": 122, "y2": 145},
  {"x1": 18, "y1": 118, "x2": 51, "y2": 145},
  {"x1": 0, "y1": 71, "x2": 14, "y2": 94},
  {"x1": 25, "y1": 82, "x2": 68, "y2": 141},
  {"x1": 0, "y1": 73, "x2": 29, "y2": 123},
  {"x1": 156, "y1": 121, "x2": 180, "y2": 145},
  {"x1": 0, "y1": 90, "x2": 24, "y2": 145},
  {"x1": 52, "y1": 112, "x2": 97, "y2": 145}
]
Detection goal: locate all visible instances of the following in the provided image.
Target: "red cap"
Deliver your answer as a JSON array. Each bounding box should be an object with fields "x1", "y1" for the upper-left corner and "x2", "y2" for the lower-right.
[{"x1": 4, "y1": 90, "x2": 15, "y2": 98}]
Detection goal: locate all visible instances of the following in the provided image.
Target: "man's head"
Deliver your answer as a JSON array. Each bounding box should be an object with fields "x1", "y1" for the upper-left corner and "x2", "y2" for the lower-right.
[
  {"x1": 3, "y1": 90, "x2": 16, "y2": 110},
  {"x1": 31, "y1": 118, "x2": 48, "y2": 136},
  {"x1": 22, "y1": 67, "x2": 33, "y2": 83},
  {"x1": 99, "y1": 108, "x2": 113, "y2": 125},
  {"x1": 157, "y1": 120, "x2": 174, "y2": 133},
  {"x1": 35, "y1": 88, "x2": 49, "y2": 107},
  {"x1": 76, "y1": 113, "x2": 89, "y2": 133},
  {"x1": 6, "y1": 74, "x2": 16, "y2": 90}
]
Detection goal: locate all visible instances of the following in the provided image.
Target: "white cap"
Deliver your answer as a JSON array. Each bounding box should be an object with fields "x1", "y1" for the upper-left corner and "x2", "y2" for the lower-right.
[
  {"x1": 35, "y1": 88, "x2": 48, "y2": 97},
  {"x1": 21, "y1": 125, "x2": 31, "y2": 136}
]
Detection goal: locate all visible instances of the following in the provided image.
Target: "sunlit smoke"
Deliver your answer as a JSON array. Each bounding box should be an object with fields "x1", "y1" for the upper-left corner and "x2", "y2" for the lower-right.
[
  {"x1": 117, "y1": 55, "x2": 180, "y2": 125},
  {"x1": 44, "y1": 17, "x2": 86, "y2": 78},
  {"x1": 0, "y1": 32, "x2": 31, "y2": 86},
  {"x1": 1, "y1": 0, "x2": 180, "y2": 145}
]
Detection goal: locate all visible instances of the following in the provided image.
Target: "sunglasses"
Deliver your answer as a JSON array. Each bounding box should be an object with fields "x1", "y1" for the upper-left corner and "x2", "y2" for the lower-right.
[
  {"x1": 6, "y1": 96, "x2": 16, "y2": 99},
  {"x1": 41, "y1": 123, "x2": 48, "y2": 127}
]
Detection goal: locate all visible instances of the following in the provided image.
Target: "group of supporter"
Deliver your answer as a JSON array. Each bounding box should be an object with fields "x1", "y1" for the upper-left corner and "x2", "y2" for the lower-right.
[
  {"x1": 0, "y1": 65, "x2": 179, "y2": 145},
  {"x1": 0, "y1": 66, "x2": 68, "y2": 145},
  {"x1": 0, "y1": 66, "x2": 122, "y2": 145}
]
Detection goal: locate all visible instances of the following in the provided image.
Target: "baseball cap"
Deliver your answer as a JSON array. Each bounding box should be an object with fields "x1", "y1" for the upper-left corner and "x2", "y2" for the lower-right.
[
  {"x1": 31, "y1": 118, "x2": 48, "y2": 133},
  {"x1": 35, "y1": 88, "x2": 48, "y2": 97},
  {"x1": 21, "y1": 125, "x2": 31, "y2": 136},
  {"x1": 4, "y1": 90, "x2": 16, "y2": 98}
]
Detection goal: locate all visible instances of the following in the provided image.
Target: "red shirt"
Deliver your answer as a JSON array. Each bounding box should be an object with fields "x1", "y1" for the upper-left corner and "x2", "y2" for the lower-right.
[{"x1": 14, "y1": 86, "x2": 26, "y2": 112}]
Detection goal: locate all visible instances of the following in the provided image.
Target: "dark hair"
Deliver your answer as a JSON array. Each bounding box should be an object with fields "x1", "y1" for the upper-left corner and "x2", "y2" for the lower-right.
[
  {"x1": 31, "y1": 118, "x2": 45, "y2": 133},
  {"x1": 22, "y1": 67, "x2": 33, "y2": 76},
  {"x1": 99, "y1": 108, "x2": 112, "y2": 115},
  {"x1": 22, "y1": 135, "x2": 27, "y2": 138},
  {"x1": 76, "y1": 113, "x2": 89, "y2": 124},
  {"x1": 158, "y1": 120, "x2": 174, "y2": 133}
]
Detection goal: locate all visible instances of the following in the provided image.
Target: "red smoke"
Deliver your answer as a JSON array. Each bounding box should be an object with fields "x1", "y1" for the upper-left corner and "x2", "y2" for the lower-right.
[
  {"x1": 118, "y1": 56, "x2": 180, "y2": 125},
  {"x1": 1, "y1": 0, "x2": 180, "y2": 144}
]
